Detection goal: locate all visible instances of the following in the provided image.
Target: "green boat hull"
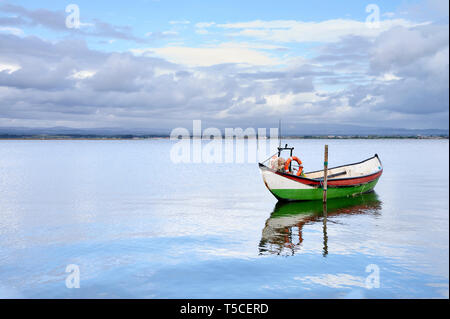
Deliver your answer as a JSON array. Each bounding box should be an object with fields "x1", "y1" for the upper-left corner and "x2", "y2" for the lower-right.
[{"x1": 270, "y1": 178, "x2": 380, "y2": 201}]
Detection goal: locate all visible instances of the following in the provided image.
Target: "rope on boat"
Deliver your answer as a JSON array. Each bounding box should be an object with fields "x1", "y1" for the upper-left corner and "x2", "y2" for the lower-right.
[{"x1": 261, "y1": 152, "x2": 278, "y2": 164}]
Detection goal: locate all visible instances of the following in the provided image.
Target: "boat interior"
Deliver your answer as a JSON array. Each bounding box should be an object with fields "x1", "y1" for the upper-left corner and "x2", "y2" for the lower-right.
[{"x1": 303, "y1": 156, "x2": 381, "y2": 180}]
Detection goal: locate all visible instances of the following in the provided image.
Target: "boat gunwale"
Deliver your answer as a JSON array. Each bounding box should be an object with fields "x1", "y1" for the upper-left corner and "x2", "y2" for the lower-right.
[
  {"x1": 305, "y1": 154, "x2": 382, "y2": 175},
  {"x1": 258, "y1": 154, "x2": 383, "y2": 184}
]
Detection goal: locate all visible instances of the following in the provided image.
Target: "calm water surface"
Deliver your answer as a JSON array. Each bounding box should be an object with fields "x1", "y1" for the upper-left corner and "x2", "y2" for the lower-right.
[{"x1": 0, "y1": 139, "x2": 448, "y2": 298}]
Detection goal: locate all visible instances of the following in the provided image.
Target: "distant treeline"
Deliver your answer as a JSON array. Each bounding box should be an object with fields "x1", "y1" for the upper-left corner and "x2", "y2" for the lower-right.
[{"x1": 0, "y1": 134, "x2": 167, "y2": 139}]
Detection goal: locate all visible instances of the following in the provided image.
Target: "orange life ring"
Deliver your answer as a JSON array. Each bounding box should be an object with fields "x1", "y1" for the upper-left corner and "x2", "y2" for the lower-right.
[{"x1": 285, "y1": 156, "x2": 303, "y2": 176}]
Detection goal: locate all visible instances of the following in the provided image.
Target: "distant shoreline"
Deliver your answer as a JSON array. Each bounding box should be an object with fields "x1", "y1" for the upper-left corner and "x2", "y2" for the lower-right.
[{"x1": 0, "y1": 135, "x2": 448, "y2": 140}]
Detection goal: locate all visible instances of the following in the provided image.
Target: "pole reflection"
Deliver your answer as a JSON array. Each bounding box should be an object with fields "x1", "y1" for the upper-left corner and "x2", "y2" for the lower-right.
[
  {"x1": 323, "y1": 202, "x2": 328, "y2": 257},
  {"x1": 259, "y1": 192, "x2": 382, "y2": 256}
]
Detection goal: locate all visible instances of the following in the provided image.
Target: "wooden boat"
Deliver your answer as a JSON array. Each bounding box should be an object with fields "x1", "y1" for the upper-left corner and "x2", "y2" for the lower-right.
[{"x1": 259, "y1": 145, "x2": 383, "y2": 201}]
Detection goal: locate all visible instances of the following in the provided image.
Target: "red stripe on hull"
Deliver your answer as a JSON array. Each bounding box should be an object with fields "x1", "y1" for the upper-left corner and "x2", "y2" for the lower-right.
[
  {"x1": 327, "y1": 170, "x2": 382, "y2": 186},
  {"x1": 274, "y1": 172, "x2": 320, "y2": 186}
]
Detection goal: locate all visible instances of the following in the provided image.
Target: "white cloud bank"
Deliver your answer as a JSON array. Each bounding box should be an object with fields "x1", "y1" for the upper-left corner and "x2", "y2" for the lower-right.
[
  {"x1": 211, "y1": 18, "x2": 427, "y2": 43},
  {"x1": 131, "y1": 45, "x2": 280, "y2": 66}
]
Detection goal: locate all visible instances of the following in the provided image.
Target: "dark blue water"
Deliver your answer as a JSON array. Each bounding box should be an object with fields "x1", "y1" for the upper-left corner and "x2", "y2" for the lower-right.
[{"x1": 0, "y1": 139, "x2": 448, "y2": 298}]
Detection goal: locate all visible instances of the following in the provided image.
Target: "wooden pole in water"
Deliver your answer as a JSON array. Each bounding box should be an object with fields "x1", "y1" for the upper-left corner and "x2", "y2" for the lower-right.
[{"x1": 323, "y1": 145, "x2": 328, "y2": 203}]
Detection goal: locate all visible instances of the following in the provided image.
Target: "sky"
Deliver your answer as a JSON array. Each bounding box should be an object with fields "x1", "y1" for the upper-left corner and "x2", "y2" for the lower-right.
[{"x1": 0, "y1": 0, "x2": 448, "y2": 132}]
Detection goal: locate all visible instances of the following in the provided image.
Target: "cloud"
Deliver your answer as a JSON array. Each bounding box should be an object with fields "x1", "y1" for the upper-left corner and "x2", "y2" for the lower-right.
[
  {"x1": 0, "y1": 2, "x2": 448, "y2": 131},
  {"x1": 0, "y1": 26, "x2": 23, "y2": 36},
  {"x1": 169, "y1": 20, "x2": 190, "y2": 25},
  {"x1": 145, "y1": 30, "x2": 179, "y2": 41},
  {"x1": 0, "y1": 62, "x2": 21, "y2": 73},
  {"x1": 209, "y1": 18, "x2": 425, "y2": 43},
  {"x1": 195, "y1": 22, "x2": 215, "y2": 28},
  {"x1": 69, "y1": 70, "x2": 96, "y2": 80},
  {"x1": 0, "y1": 3, "x2": 67, "y2": 31},
  {"x1": 131, "y1": 45, "x2": 280, "y2": 66},
  {"x1": 370, "y1": 24, "x2": 448, "y2": 74},
  {"x1": 0, "y1": 3, "x2": 145, "y2": 42}
]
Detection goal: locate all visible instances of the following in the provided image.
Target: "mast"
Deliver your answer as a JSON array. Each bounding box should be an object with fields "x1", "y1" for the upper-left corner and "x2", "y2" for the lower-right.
[
  {"x1": 277, "y1": 119, "x2": 281, "y2": 156},
  {"x1": 278, "y1": 119, "x2": 281, "y2": 149}
]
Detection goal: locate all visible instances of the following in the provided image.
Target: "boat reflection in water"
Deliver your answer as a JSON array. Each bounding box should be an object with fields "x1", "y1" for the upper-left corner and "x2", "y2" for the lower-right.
[{"x1": 259, "y1": 192, "x2": 382, "y2": 256}]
